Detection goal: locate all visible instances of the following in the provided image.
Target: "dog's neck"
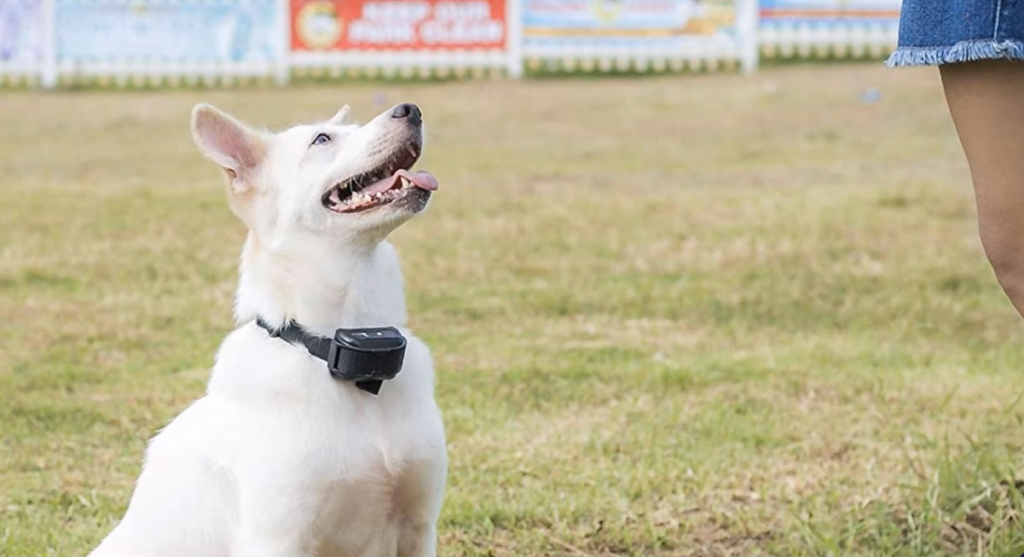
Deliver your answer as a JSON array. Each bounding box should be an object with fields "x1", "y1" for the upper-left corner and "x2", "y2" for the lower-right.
[{"x1": 233, "y1": 231, "x2": 408, "y2": 337}]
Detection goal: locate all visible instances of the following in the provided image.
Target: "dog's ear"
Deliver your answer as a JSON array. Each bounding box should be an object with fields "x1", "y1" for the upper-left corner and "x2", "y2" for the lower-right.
[
  {"x1": 191, "y1": 104, "x2": 265, "y2": 191},
  {"x1": 328, "y1": 105, "x2": 353, "y2": 126}
]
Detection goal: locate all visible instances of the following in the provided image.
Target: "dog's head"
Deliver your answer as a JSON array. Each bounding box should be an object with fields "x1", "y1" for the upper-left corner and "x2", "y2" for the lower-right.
[{"x1": 190, "y1": 102, "x2": 437, "y2": 245}]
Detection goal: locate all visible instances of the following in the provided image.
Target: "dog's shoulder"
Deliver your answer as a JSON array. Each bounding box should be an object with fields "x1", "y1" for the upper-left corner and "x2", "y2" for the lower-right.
[{"x1": 206, "y1": 323, "x2": 327, "y2": 399}]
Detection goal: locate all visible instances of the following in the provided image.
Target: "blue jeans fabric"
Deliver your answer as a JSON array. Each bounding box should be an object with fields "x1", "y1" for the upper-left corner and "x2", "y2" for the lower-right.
[{"x1": 886, "y1": 0, "x2": 1024, "y2": 67}]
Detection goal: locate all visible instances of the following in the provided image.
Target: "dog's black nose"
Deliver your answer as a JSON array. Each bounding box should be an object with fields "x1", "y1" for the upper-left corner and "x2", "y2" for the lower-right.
[{"x1": 391, "y1": 103, "x2": 422, "y2": 126}]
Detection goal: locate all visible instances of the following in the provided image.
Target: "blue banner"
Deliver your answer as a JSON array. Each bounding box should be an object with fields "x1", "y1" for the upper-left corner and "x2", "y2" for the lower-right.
[
  {"x1": 0, "y1": 0, "x2": 43, "y2": 64},
  {"x1": 759, "y1": 0, "x2": 901, "y2": 28},
  {"x1": 55, "y1": 0, "x2": 281, "y2": 63}
]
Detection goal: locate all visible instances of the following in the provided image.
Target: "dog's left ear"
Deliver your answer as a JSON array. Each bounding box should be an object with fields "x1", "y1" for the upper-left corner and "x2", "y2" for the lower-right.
[
  {"x1": 328, "y1": 105, "x2": 354, "y2": 126},
  {"x1": 191, "y1": 103, "x2": 266, "y2": 192}
]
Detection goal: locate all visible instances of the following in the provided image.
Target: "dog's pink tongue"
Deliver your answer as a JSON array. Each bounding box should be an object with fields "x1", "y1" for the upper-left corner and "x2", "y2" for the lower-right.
[
  {"x1": 396, "y1": 169, "x2": 439, "y2": 191},
  {"x1": 361, "y1": 175, "x2": 400, "y2": 196},
  {"x1": 358, "y1": 169, "x2": 439, "y2": 197}
]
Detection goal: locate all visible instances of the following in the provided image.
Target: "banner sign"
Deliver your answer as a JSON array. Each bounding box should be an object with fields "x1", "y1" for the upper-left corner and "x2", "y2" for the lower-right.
[
  {"x1": 290, "y1": 0, "x2": 506, "y2": 52},
  {"x1": 54, "y1": 0, "x2": 281, "y2": 63},
  {"x1": 759, "y1": 0, "x2": 901, "y2": 26},
  {"x1": 0, "y1": 0, "x2": 43, "y2": 66},
  {"x1": 522, "y1": 0, "x2": 738, "y2": 49}
]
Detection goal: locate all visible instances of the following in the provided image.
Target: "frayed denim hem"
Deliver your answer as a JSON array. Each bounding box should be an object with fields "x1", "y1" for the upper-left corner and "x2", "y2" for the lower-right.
[{"x1": 886, "y1": 39, "x2": 1024, "y2": 67}]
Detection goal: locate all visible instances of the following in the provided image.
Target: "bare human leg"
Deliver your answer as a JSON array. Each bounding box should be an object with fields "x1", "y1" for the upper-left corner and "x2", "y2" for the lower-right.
[{"x1": 941, "y1": 60, "x2": 1024, "y2": 318}]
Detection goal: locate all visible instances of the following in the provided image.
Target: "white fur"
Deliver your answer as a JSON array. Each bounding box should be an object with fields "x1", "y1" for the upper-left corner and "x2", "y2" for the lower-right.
[{"x1": 89, "y1": 103, "x2": 447, "y2": 557}]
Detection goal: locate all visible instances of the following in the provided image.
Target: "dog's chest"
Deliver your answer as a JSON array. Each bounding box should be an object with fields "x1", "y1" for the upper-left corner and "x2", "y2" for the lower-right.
[
  {"x1": 311, "y1": 396, "x2": 438, "y2": 554},
  {"x1": 209, "y1": 332, "x2": 444, "y2": 555}
]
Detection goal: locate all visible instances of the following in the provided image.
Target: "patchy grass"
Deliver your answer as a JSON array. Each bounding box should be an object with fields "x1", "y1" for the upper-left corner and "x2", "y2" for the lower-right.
[{"x1": 2, "y1": 64, "x2": 1024, "y2": 557}]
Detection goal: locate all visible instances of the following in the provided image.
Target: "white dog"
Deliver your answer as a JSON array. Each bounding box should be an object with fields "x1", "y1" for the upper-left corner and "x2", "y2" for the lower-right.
[{"x1": 89, "y1": 102, "x2": 448, "y2": 557}]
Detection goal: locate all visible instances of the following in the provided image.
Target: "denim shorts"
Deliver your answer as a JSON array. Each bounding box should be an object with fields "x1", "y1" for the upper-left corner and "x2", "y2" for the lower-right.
[{"x1": 886, "y1": 0, "x2": 1024, "y2": 67}]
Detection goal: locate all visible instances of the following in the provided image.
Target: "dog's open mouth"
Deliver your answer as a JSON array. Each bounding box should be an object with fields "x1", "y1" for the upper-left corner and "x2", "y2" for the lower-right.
[{"x1": 322, "y1": 144, "x2": 438, "y2": 213}]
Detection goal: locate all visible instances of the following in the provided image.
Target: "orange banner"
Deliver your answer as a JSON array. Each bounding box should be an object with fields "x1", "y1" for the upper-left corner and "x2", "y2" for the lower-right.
[{"x1": 291, "y1": 0, "x2": 506, "y2": 51}]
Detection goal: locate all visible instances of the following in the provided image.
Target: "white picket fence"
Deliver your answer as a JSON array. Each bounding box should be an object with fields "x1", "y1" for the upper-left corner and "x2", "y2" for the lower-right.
[
  {"x1": 0, "y1": 0, "x2": 900, "y2": 88},
  {"x1": 759, "y1": 23, "x2": 898, "y2": 60}
]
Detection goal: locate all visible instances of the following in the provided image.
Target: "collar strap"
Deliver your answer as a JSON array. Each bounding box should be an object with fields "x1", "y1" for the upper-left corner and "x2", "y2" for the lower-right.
[{"x1": 255, "y1": 317, "x2": 407, "y2": 395}]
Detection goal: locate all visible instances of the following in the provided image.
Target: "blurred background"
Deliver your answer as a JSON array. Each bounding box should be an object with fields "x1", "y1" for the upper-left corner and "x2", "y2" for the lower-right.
[{"x1": 3, "y1": 0, "x2": 1024, "y2": 556}]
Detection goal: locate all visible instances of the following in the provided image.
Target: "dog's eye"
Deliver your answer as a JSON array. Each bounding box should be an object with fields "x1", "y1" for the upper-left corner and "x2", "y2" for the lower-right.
[{"x1": 311, "y1": 133, "x2": 331, "y2": 146}]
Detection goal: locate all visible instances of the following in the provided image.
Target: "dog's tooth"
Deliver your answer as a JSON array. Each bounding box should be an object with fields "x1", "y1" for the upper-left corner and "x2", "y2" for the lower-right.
[{"x1": 406, "y1": 145, "x2": 417, "y2": 158}]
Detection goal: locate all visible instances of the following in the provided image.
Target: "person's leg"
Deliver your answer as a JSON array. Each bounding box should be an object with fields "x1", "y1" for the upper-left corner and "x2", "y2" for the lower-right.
[{"x1": 941, "y1": 60, "x2": 1024, "y2": 317}]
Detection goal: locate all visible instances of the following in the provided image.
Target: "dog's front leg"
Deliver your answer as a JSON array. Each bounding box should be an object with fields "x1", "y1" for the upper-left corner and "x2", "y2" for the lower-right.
[
  {"x1": 395, "y1": 454, "x2": 447, "y2": 557},
  {"x1": 396, "y1": 520, "x2": 437, "y2": 557},
  {"x1": 229, "y1": 477, "x2": 325, "y2": 557},
  {"x1": 231, "y1": 512, "x2": 316, "y2": 557},
  {"x1": 231, "y1": 534, "x2": 310, "y2": 557}
]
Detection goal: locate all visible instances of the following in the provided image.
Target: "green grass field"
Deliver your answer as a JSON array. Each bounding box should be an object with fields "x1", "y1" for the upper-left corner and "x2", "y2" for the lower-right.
[{"x1": 3, "y1": 63, "x2": 1024, "y2": 557}]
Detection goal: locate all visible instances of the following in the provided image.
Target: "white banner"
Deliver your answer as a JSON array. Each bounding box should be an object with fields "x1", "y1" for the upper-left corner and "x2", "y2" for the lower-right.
[{"x1": 0, "y1": 0, "x2": 44, "y2": 76}]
